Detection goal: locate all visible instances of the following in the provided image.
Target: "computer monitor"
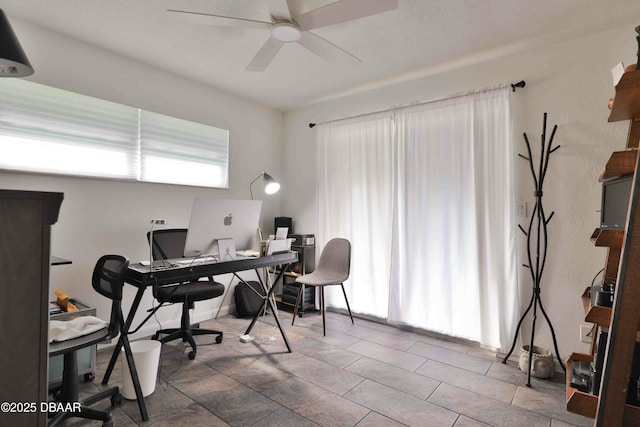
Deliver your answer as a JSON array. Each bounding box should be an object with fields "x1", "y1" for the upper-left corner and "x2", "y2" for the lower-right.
[{"x1": 183, "y1": 198, "x2": 263, "y2": 257}]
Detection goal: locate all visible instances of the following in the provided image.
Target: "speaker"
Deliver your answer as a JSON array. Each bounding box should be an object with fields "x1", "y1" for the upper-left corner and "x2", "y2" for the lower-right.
[{"x1": 275, "y1": 217, "x2": 293, "y2": 234}]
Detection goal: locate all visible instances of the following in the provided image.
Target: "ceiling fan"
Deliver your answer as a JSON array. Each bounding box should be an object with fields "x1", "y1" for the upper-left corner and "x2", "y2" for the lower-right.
[{"x1": 168, "y1": 0, "x2": 399, "y2": 71}]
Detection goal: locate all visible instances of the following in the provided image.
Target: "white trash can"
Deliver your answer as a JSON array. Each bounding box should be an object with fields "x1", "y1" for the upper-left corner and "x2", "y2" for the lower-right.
[{"x1": 121, "y1": 340, "x2": 161, "y2": 400}]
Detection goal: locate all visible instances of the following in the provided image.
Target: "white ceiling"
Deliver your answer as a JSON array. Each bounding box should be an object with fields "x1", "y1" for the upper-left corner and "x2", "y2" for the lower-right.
[{"x1": 4, "y1": 0, "x2": 640, "y2": 111}]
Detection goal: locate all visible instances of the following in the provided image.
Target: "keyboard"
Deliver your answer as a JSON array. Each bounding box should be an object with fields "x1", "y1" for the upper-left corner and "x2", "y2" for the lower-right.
[{"x1": 174, "y1": 256, "x2": 217, "y2": 265}]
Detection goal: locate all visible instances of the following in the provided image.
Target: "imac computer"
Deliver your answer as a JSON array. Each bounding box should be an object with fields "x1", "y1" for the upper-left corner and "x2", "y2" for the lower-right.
[{"x1": 183, "y1": 198, "x2": 262, "y2": 257}]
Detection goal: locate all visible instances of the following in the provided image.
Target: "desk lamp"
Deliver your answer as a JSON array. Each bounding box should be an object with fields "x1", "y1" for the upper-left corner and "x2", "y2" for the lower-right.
[
  {"x1": 249, "y1": 171, "x2": 280, "y2": 241},
  {"x1": 149, "y1": 219, "x2": 167, "y2": 270},
  {"x1": 0, "y1": 9, "x2": 34, "y2": 77},
  {"x1": 249, "y1": 171, "x2": 280, "y2": 200},
  {"x1": 248, "y1": 172, "x2": 281, "y2": 343}
]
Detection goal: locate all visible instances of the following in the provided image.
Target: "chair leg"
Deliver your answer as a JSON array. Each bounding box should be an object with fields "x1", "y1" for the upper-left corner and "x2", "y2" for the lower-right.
[
  {"x1": 340, "y1": 283, "x2": 354, "y2": 325},
  {"x1": 321, "y1": 286, "x2": 326, "y2": 336},
  {"x1": 292, "y1": 284, "x2": 304, "y2": 325}
]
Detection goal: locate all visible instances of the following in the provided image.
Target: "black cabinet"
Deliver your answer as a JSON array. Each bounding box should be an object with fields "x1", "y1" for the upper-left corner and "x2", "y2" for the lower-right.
[
  {"x1": 277, "y1": 244, "x2": 315, "y2": 315},
  {"x1": 0, "y1": 190, "x2": 63, "y2": 427}
]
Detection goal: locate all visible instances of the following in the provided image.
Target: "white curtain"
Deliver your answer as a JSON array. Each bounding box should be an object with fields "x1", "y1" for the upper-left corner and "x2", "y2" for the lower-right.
[
  {"x1": 317, "y1": 113, "x2": 394, "y2": 318},
  {"x1": 316, "y1": 86, "x2": 518, "y2": 350}
]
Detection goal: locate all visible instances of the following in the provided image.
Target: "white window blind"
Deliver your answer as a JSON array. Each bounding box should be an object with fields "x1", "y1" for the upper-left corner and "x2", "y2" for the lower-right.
[
  {"x1": 0, "y1": 79, "x2": 229, "y2": 188},
  {"x1": 0, "y1": 79, "x2": 139, "y2": 179},
  {"x1": 140, "y1": 110, "x2": 229, "y2": 188}
]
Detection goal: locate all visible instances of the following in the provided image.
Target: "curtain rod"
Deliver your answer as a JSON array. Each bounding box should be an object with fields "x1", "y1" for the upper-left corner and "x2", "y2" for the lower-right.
[{"x1": 308, "y1": 80, "x2": 525, "y2": 128}]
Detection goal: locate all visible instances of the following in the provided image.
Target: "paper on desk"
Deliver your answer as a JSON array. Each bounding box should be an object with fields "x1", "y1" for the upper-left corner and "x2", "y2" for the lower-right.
[{"x1": 49, "y1": 316, "x2": 108, "y2": 342}]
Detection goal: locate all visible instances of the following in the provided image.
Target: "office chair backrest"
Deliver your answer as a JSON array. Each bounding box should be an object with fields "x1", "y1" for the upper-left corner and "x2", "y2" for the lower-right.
[
  {"x1": 147, "y1": 228, "x2": 188, "y2": 260},
  {"x1": 91, "y1": 254, "x2": 129, "y2": 337},
  {"x1": 316, "y1": 238, "x2": 351, "y2": 282}
]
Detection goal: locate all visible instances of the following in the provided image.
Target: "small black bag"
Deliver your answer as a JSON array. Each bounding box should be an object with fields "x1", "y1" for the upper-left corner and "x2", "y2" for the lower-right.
[{"x1": 234, "y1": 281, "x2": 266, "y2": 318}]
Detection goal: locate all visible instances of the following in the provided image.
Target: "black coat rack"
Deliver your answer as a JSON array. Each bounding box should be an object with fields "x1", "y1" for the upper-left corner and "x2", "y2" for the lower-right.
[{"x1": 502, "y1": 112, "x2": 565, "y2": 387}]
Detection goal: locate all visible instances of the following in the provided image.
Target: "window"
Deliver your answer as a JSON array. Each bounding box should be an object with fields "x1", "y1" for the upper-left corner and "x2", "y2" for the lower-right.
[{"x1": 0, "y1": 79, "x2": 229, "y2": 188}]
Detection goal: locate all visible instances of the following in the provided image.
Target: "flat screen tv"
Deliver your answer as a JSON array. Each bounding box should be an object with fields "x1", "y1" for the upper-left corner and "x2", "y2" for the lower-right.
[{"x1": 601, "y1": 175, "x2": 633, "y2": 229}]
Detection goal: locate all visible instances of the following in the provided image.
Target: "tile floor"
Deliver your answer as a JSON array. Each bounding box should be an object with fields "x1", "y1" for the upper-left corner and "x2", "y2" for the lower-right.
[{"x1": 62, "y1": 310, "x2": 593, "y2": 426}]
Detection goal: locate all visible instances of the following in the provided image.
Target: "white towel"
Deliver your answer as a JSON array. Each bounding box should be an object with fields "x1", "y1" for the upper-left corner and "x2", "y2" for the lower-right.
[{"x1": 49, "y1": 316, "x2": 108, "y2": 343}]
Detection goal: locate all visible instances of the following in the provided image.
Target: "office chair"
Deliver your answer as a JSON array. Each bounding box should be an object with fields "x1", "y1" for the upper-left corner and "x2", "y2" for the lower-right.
[
  {"x1": 147, "y1": 228, "x2": 224, "y2": 360},
  {"x1": 292, "y1": 238, "x2": 354, "y2": 336},
  {"x1": 48, "y1": 255, "x2": 128, "y2": 427}
]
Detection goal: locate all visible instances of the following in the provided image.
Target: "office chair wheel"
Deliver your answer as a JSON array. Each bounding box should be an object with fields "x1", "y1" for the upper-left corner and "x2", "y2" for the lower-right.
[
  {"x1": 84, "y1": 372, "x2": 95, "y2": 382},
  {"x1": 215, "y1": 335, "x2": 223, "y2": 344},
  {"x1": 111, "y1": 392, "x2": 123, "y2": 406},
  {"x1": 298, "y1": 311, "x2": 305, "y2": 318},
  {"x1": 188, "y1": 350, "x2": 196, "y2": 360}
]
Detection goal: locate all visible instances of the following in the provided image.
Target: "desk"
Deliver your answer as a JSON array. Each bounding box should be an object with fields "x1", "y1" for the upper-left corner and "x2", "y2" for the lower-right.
[{"x1": 101, "y1": 251, "x2": 298, "y2": 421}]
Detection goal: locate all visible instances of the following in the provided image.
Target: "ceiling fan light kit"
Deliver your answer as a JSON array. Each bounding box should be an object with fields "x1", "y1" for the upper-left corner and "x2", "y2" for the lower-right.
[
  {"x1": 271, "y1": 22, "x2": 301, "y2": 43},
  {"x1": 169, "y1": 0, "x2": 399, "y2": 71}
]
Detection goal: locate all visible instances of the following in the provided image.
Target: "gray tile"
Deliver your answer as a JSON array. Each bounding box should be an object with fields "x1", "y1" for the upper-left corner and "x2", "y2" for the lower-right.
[
  {"x1": 347, "y1": 340, "x2": 427, "y2": 372},
  {"x1": 119, "y1": 383, "x2": 195, "y2": 424},
  {"x1": 287, "y1": 337, "x2": 363, "y2": 368},
  {"x1": 416, "y1": 360, "x2": 517, "y2": 403},
  {"x1": 176, "y1": 371, "x2": 283, "y2": 426},
  {"x1": 218, "y1": 357, "x2": 293, "y2": 392},
  {"x1": 345, "y1": 357, "x2": 440, "y2": 399},
  {"x1": 397, "y1": 330, "x2": 478, "y2": 353},
  {"x1": 428, "y1": 383, "x2": 551, "y2": 427},
  {"x1": 355, "y1": 411, "x2": 407, "y2": 426},
  {"x1": 272, "y1": 354, "x2": 364, "y2": 395},
  {"x1": 291, "y1": 324, "x2": 363, "y2": 348},
  {"x1": 252, "y1": 406, "x2": 320, "y2": 427},
  {"x1": 466, "y1": 347, "x2": 502, "y2": 362},
  {"x1": 512, "y1": 385, "x2": 593, "y2": 427},
  {"x1": 486, "y1": 361, "x2": 565, "y2": 391},
  {"x1": 345, "y1": 317, "x2": 402, "y2": 334},
  {"x1": 345, "y1": 325, "x2": 418, "y2": 351},
  {"x1": 551, "y1": 419, "x2": 585, "y2": 427},
  {"x1": 311, "y1": 347, "x2": 363, "y2": 369},
  {"x1": 147, "y1": 403, "x2": 229, "y2": 426},
  {"x1": 263, "y1": 377, "x2": 370, "y2": 426},
  {"x1": 93, "y1": 313, "x2": 583, "y2": 427},
  {"x1": 344, "y1": 379, "x2": 458, "y2": 427},
  {"x1": 408, "y1": 341, "x2": 492, "y2": 375},
  {"x1": 453, "y1": 415, "x2": 491, "y2": 426}
]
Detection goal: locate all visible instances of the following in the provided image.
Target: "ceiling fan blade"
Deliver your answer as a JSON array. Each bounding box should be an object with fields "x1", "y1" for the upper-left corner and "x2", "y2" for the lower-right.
[
  {"x1": 265, "y1": 0, "x2": 292, "y2": 20},
  {"x1": 296, "y1": 0, "x2": 399, "y2": 31},
  {"x1": 167, "y1": 9, "x2": 272, "y2": 30},
  {"x1": 246, "y1": 37, "x2": 285, "y2": 71},
  {"x1": 297, "y1": 31, "x2": 360, "y2": 65},
  {"x1": 286, "y1": 0, "x2": 303, "y2": 19}
]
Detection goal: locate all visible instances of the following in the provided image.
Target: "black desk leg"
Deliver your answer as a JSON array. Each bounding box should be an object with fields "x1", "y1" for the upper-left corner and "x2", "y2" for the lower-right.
[
  {"x1": 120, "y1": 330, "x2": 148, "y2": 421},
  {"x1": 244, "y1": 268, "x2": 292, "y2": 353},
  {"x1": 101, "y1": 286, "x2": 149, "y2": 421}
]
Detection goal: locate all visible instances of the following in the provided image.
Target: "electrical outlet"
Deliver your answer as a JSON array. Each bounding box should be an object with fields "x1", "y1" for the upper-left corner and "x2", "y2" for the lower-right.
[
  {"x1": 580, "y1": 325, "x2": 592, "y2": 343},
  {"x1": 516, "y1": 201, "x2": 527, "y2": 217}
]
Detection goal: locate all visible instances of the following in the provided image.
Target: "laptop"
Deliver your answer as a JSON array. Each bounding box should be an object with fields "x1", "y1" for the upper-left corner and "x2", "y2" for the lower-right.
[{"x1": 183, "y1": 198, "x2": 262, "y2": 258}]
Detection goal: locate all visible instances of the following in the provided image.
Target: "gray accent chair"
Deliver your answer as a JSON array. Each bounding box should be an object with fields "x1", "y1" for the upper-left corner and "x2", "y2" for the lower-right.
[{"x1": 292, "y1": 238, "x2": 354, "y2": 335}]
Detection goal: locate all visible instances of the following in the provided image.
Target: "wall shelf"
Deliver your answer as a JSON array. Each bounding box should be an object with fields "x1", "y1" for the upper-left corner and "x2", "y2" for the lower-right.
[
  {"x1": 573, "y1": 64, "x2": 640, "y2": 425},
  {"x1": 599, "y1": 149, "x2": 638, "y2": 181},
  {"x1": 590, "y1": 228, "x2": 624, "y2": 247},
  {"x1": 608, "y1": 70, "x2": 640, "y2": 123},
  {"x1": 566, "y1": 353, "x2": 598, "y2": 418}
]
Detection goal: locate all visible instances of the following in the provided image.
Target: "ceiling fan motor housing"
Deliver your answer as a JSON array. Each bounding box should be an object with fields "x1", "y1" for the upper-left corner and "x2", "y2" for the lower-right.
[{"x1": 271, "y1": 22, "x2": 301, "y2": 42}]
